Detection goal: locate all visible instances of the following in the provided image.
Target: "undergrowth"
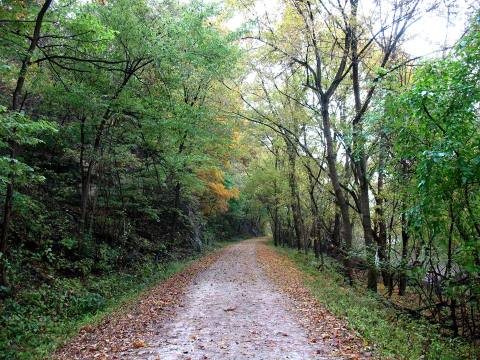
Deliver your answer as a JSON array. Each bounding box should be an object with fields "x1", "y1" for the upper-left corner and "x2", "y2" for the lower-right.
[
  {"x1": 273, "y1": 245, "x2": 479, "y2": 360},
  {"x1": 0, "y1": 241, "x2": 230, "y2": 360}
]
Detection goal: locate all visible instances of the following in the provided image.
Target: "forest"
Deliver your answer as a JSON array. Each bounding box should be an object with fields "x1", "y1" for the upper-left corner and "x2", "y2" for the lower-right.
[{"x1": 0, "y1": 0, "x2": 479, "y2": 359}]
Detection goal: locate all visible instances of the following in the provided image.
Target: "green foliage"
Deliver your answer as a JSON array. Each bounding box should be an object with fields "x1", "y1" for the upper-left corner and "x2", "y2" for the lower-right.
[
  {"x1": 382, "y1": 12, "x2": 480, "y2": 317},
  {"x1": 0, "y1": 106, "x2": 57, "y2": 185}
]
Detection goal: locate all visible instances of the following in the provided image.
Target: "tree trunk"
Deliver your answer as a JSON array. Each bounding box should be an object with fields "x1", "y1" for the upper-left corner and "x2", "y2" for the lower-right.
[
  {"x1": 309, "y1": 182, "x2": 319, "y2": 258},
  {"x1": 350, "y1": 0, "x2": 377, "y2": 291},
  {"x1": 399, "y1": 209, "x2": 409, "y2": 296},
  {"x1": 376, "y1": 137, "x2": 389, "y2": 287},
  {"x1": 286, "y1": 141, "x2": 305, "y2": 251},
  {"x1": 0, "y1": 179, "x2": 14, "y2": 287},
  {"x1": 359, "y1": 176, "x2": 378, "y2": 291},
  {"x1": 78, "y1": 64, "x2": 136, "y2": 235},
  {"x1": 332, "y1": 211, "x2": 341, "y2": 251},
  {"x1": 319, "y1": 97, "x2": 354, "y2": 283},
  {"x1": 0, "y1": 0, "x2": 53, "y2": 288},
  {"x1": 273, "y1": 148, "x2": 280, "y2": 246}
]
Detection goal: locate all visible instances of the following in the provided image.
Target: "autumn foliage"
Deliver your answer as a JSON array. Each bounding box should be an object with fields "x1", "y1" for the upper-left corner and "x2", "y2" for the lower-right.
[{"x1": 197, "y1": 168, "x2": 240, "y2": 215}]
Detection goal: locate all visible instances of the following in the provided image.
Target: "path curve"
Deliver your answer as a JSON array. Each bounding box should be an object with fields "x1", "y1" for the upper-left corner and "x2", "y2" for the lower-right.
[{"x1": 126, "y1": 239, "x2": 337, "y2": 359}]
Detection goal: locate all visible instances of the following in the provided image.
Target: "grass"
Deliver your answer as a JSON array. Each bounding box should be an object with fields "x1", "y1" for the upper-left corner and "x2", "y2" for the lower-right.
[
  {"x1": 272, "y1": 244, "x2": 479, "y2": 360},
  {"x1": 0, "y1": 240, "x2": 231, "y2": 360}
]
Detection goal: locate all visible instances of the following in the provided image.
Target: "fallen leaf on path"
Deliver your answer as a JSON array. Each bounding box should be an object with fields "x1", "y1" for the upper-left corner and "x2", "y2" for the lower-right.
[
  {"x1": 81, "y1": 325, "x2": 94, "y2": 333},
  {"x1": 132, "y1": 339, "x2": 146, "y2": 348}
]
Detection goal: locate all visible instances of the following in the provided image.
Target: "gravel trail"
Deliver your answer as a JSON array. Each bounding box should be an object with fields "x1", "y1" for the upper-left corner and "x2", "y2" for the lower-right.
[{"x1": 127, "y1": 240, "x2": 334, "y2": 360}]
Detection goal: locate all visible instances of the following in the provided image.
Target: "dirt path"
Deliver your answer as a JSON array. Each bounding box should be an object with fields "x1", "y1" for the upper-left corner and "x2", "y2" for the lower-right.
[{"x1": 123, "y1": 240, "x2": 340, "y2": 359}]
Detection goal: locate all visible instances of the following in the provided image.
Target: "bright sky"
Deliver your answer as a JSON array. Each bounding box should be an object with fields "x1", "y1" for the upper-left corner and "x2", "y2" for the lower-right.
[
  {"x1": 402, "y1": 0, "x2": 476, "y2": 58},
  {"x1": 221, "y1": 0, "x2": 478, "y2": 59}
]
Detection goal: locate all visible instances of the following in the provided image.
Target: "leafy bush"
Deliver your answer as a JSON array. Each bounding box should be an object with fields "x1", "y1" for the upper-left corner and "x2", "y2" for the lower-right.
[{"x1": 275, "y1": 246, "x2": 479, "y2": 360}]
